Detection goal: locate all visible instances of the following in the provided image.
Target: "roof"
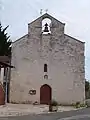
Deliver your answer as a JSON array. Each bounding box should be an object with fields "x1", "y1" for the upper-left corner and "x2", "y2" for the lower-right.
[
  {"x1": 28, "y1": 13, "x2": 65, "y2": 25},
  {"x1": 65, "y1": 34, "x2": 85, "y2": 44},
  {"x1": 0, "y1": 56, "x2": 14, "y2": 68},
  {"x1": 12, "y1": 13, "x2": 84, "y2": 44},
  {"x1": 0, "y1": 62, "x2": 14, "y2": 68},
  {"x1": 0, "y1": 56, "x2": 10, "y2": 62},
  {"x1": 12, "y1": 34, "x2": 28, "y2": 44}
]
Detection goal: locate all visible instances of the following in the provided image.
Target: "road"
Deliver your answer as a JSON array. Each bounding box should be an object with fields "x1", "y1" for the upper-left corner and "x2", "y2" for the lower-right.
[{"x1": 0, "y1": 108, "x2": 90, "y2": 120}]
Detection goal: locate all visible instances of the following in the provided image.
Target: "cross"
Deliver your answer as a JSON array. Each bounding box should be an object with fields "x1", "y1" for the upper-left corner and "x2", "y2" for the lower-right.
[
  {"x1": 45, "y1": 9, "x2": 48, "y2": 13},
  {"x1": 40, "y1": 9, "x2": 43, "y2": 15}
]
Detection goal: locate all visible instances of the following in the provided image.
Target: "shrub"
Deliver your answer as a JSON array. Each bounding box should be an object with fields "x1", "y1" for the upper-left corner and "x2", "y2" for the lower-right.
[
  {"x1": 50, "y1": 100, "x2": 58, "y2": 106},
  {"x1": 75, "y1": 102, "x2": 80, "y2": 108}
]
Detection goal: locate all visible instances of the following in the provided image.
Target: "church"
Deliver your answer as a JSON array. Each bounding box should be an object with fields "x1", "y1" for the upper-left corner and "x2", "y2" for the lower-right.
[{"x1": 10, "y1": 13, "x2": 85, "y2": 105}]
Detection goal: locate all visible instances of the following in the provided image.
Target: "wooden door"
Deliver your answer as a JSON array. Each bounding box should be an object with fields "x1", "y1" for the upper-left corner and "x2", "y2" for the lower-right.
[{"x1": 40, "y1": 84, "x2": 51, "y2": 104}]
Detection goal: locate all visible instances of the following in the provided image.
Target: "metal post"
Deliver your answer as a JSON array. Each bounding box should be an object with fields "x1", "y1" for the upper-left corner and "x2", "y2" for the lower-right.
[{"x1": 5, "y1": 67, "x2": 8, "y2": 104}]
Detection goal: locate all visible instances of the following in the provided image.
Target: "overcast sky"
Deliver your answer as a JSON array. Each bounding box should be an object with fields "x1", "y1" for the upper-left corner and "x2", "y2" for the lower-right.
[{"x1": 0, "y1": 0, "x2": 90, "y2": 80}]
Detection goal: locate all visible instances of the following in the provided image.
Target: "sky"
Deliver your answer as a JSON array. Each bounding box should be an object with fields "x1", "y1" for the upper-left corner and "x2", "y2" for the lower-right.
[{"x1": 0, "y1": 0, "x2": 90, "y2": 80}]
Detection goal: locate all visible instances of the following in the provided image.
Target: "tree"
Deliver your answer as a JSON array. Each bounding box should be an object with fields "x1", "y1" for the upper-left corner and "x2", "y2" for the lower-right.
[
  {"x1": 85, "y1": 80, "x2": 90, "y2": 99},
  {"x1": 0, "y1": 23, "x2": 12, "y2": 57},
  {"x1": 85, "y1": 81, "x2": 90, "y2": 92}
]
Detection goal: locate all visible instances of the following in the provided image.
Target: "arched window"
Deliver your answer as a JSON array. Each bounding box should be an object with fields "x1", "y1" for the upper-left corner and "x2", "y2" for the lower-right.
[
  {"x1": 42, "y1": 18, "x2": 51, "y2": 34},
  {"x1": 44, "y1": 64, "x2": 47, "y2": 72}
]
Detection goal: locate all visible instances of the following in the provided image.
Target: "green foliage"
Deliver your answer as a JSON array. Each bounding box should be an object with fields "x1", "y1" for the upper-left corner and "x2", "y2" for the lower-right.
[
  {"x1": 0, "y1": 23, "x2": 12, "y2": 56},
  {"x1": 50, "y1": 100, "x2": 58, "y2": 106},
  {"x1": 85, "y1": 81, "x2": 90, "y2": 92},
  {"x1": 49, "y1": 100, "x2": 58, "y2": 112},
  {"x1": 85, "y1": 99, "x2": 90, "y2": 108},
  {"x1": 80, "y1": 103, "x2": 86, "y2": 107},
  {"x1": 72, "y1": 102, "x2": 86, "y2": 108},
  {"x1": 75, "y1": 102, "x2": 80, "y2": 108}
]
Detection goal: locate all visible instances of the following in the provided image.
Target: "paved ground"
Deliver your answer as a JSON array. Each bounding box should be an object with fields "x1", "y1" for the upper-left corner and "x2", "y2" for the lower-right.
[
  {"x1": 0, "y1": 103, "x2": 77, "y2": 117},
  {"x1": 0, "y1": 108, "x2": 90, "y2": 120}
]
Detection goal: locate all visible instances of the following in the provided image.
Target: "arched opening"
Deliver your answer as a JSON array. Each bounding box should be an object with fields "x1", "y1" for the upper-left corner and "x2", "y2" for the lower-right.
[
  {"x1": 42, "y1": 18, "x2": 51, "y2": 34},
  {"x1": 40, "y1": 84, "x2": 52, "y2": 104}
]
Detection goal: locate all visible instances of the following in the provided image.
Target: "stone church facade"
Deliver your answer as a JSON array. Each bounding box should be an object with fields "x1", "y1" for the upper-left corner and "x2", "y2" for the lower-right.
[{"x1": 10, "y1": 13, "x2": 85, "y2": 105}]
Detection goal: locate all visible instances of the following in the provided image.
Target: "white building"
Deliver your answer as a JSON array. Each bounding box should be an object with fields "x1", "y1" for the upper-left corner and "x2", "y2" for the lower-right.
[{"x1": 10, "y1": 13, "x2": 85, "y2": 105}]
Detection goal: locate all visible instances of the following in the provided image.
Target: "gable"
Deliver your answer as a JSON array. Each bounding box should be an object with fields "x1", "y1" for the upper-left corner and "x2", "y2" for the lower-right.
[
  {"x1": 28, "y1": 13, "x2": 65, "y2": 26},
  {"x1": 28, "y1": 13, "x2": 65, "y2": 37},
  {"x1": 13, "y1": 13, "x2": 84, "y2": 47}
]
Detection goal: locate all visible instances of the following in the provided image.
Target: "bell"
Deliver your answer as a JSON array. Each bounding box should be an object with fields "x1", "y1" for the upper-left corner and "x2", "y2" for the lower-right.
[{"x1": 44, "y1": 23, "x2": 49, "y2": 32}]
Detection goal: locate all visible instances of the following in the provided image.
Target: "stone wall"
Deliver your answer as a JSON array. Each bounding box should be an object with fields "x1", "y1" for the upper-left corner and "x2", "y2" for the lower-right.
[{"x1": 10, "y1": 14, "x2": 85, "y2": 104}]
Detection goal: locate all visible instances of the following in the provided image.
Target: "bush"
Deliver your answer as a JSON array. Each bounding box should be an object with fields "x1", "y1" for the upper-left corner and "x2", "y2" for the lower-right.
[
  {"x1": 49, "y1": 100, "x2": 58, "y2": 112},
  {"x1": 75, "y1": 102, "x2": 80, "y2": 108},
  {"x1": 85, "y1": 99, "x2": 90, "y2": 107},
  {"x1": 50, "y1": 100, "x2": 58, "y2": 106},
  {"x1": 80, "y1": 103, "x2": 86, "y2": 107}
]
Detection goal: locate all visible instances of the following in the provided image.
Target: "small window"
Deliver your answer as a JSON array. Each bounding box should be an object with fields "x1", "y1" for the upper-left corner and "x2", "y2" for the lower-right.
[
  {"x1": 44, "y1": 75, "x2": 48, "y2": 79},
  {"x1": 44, "y1": 64, "x2": 47, "y2": 72}
]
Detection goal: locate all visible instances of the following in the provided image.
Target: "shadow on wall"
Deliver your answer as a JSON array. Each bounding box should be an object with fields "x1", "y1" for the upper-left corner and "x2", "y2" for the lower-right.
[
  {"x1": 0, "y1": 82, "x2": 5, "y2": 105},
  {"x1": 86, "y1": 91, "x2": 90, "y2": 99}
]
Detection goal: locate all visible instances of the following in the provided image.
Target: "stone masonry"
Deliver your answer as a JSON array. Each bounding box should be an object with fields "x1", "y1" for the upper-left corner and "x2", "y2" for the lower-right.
[{"x1": 10, "y1": 13, "x2": 85, "y2": 105}]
